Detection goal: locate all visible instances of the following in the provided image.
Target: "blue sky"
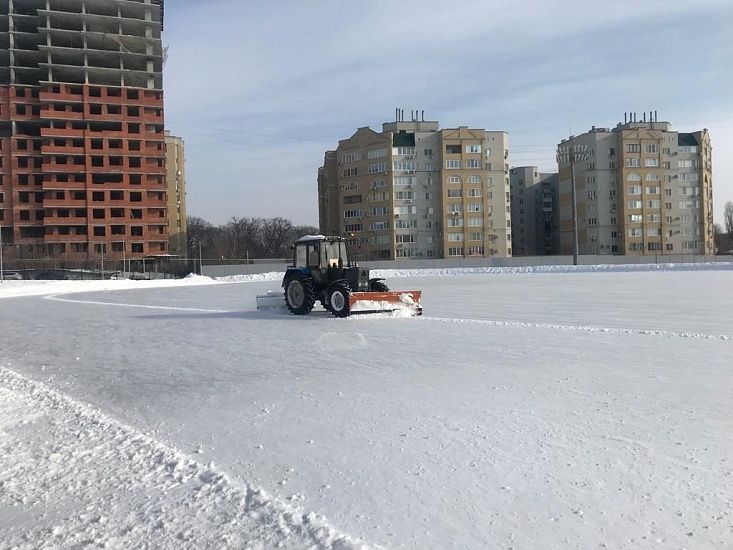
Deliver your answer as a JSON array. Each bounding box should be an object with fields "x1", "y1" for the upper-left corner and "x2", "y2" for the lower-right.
[{"x1": 162, "y1": 0, "x2": 732, "y2": 228}]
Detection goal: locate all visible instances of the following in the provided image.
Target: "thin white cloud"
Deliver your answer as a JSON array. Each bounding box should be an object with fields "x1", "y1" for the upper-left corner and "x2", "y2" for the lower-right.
[{"x1": 162, "y1": 0, "x2": 733, "y2": 226}]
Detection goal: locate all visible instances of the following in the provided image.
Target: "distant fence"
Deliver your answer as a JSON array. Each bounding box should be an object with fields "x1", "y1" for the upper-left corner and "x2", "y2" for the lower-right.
[
  {"x1": 201, "y1": 254, "x2": 725, "y2": 278},
  {"x1": 2, "y1": 254, "x2": 726, "y2": 281}
]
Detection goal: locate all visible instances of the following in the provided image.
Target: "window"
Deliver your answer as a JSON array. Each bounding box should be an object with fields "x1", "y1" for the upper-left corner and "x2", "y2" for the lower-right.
[
  {"x1": 645, "y1": 186, "x2": 660, "y2": 194},
  {"x1": 446, "y1": 160, "x2": 461, "y2": 169},
  {"x1": 369, "y1": 162, "x2": 388, "y2": 174},
  {"x1": 647, "y1": 200, "x2": 661, "y2": 208},
  {"x1": 447, "y1": 218, "x2": 463, "y2": 227},
  {"x1": 625, "y1": 158, "x2": 640, "y2": 167},
  {"x1": 628, "y1": 214, "x2": 642, "y2": 223},
  {"x1": 394, "y1": 219, "x2": 417, "y2": 229},
  {"x1": 629, "y1": 228, "x2": 642, "y2": 237},
  {"x1": 626, "y1": 173, "x2": 641, "y2": 181},
  {"x1": 448, "y1": 233, "x2": 464, "y2": 242},
  {"x1": 445, "y1": 144, "x2": 461, "y2": 154},
  {"x1": 467, "y1": 175, "x2": 482, "y2": 184},
  {"x1": 447, "y1": 189, "x2": 462, "y2": 198},
  {"x1": 393, "y1": 161, "x2": 416, "y2": 171},
  {"x1": 344, "y1": 209, "x2": 363, "y2": 218},
  {"x1": 447, "y1": 175, "x2": 461, "y2": 184},
  {"x1": 626, "y1": 144, "x2": 640, "y2": 153},
  {"x1": 394, "y1": 206, "x2": 417, "y2": 214},
  {"x1": 366, "y1": 148, "x2": 386, "y2": 159},
  {"x1": 645, "y1": 144, "x2": 658, "y2": 153},
  {"x1": 466, "y1": 145, "x2": 481, "y2": 154},
  {"x1": 645, "y1": 158, "x2": 659, "y2": 167},
  {"x1": 627, "y1": 186, "x2": 642, "y2": 195},
  {"x1": 467, "y1": 203, "x2": 483, "y2": 212},
  {"x1": 467, "y1": 218, "x2": 483, "y2": 227},
  {"x1": 447, "y1": 247, "x2": 464, "y2": 256},
  {"x1": 466, "y1": 159, "x2": 481, "y2": 168}
]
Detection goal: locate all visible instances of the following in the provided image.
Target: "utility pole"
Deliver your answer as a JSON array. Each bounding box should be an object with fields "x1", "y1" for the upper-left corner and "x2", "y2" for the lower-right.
[
  {"x1": 0, "y1": 227, "x2": 4, "y2": 283},
  {"x1": 557, "y1": 143, "x2": 589, "y2": 266}
]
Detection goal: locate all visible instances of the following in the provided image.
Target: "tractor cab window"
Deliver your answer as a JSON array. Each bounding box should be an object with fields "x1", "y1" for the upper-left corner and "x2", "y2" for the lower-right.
[
  {"x1": 308, "y1": 245, "x2": 320, "y2": 267},
  {"x1": 294, "y1": 244, "x2": 307, "y2": 267},
  {"x1": 322, "y1": 240, "x2": 347, "y2": 268}
]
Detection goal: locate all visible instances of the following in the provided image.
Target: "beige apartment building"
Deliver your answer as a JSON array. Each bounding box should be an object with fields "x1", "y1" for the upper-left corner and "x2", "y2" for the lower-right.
[
  {"x1": 165, "y1": 131, "x2": 186, "y2": 256},
  {"x1": 318, "y1": 111, "x2": 511, "y2": 260},
  {"x1": 557, "y1": 115, "x2": 714, "y2": 257}
]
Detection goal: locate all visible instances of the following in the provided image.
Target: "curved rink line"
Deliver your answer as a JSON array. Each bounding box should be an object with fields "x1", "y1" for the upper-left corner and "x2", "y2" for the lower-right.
[{"x1": 46, "y1": 293, "x2": 731, "y2": 340}]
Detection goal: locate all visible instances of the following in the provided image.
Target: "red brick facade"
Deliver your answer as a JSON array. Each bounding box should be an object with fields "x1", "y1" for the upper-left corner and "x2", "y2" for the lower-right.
[{"x1": 0, "y1": 83, "x2": 167, "y2": 258}]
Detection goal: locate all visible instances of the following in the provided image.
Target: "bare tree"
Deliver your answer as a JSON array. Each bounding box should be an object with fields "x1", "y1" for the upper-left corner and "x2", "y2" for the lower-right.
[
  {"x1": 224, "y1": 216, "x2": 264, "y2": 259},
  {"x1": 260, "y1": 217, "x2": 294, "y2": 258},
  {"x1": 186, "y1": 216, "x2": 216, "y2": 259},
  {"x1": 724, "y1": 201, "x2": 733, "y2": 252}
]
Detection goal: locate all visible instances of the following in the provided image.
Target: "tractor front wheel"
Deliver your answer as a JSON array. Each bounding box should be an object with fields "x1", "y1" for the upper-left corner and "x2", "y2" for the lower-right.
[
  {"x1": 285, "y1": 275, "x2": 316, "y2": 315},
  {"x1": 328, "y1": 282, "x2": 351, "y2": 318}
]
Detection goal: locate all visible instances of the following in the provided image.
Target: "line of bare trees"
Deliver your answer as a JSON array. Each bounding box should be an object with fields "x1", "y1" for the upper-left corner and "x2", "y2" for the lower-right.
[
  {"x1": 186, "y1": 216, "x2": 319, "y2": 260},
  {"x1": 720, "y1": 201, "x2": 733, "y2": 254}
]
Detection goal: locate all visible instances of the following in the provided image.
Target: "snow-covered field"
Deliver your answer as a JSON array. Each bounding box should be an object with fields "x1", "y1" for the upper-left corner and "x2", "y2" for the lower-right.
[{"x1": 1, "y1": 264, "x2": 731, "y2": 549}]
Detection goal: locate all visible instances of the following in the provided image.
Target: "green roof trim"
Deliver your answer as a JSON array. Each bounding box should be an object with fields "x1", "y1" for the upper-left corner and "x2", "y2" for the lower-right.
[
  {"x1": 392, "y1": 132, "x2": 415, "y2": 147},
  {"x1": 678, "y1": 133, "x2": 698, "y2": 146}
]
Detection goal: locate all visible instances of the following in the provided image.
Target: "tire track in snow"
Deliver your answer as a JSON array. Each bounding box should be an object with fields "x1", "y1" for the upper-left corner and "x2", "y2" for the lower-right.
[
  {"x1": 417, "y1": 316, "x2": 732, "y2": 340},
  {"x1": 45, "y1": 293, "x2": 230, "y2": 314}
]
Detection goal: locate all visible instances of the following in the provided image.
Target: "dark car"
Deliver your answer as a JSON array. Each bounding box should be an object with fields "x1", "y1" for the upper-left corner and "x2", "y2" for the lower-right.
[{"x1": 35, "y1": 271, "x2": 68, "y2": 280}]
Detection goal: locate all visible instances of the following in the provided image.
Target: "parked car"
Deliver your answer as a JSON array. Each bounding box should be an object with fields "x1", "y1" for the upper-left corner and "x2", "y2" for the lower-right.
[
  {"x1": 2, "y1": 271, "x2": 23, "y2": 280},
  {"x1": 35, "y1": 271, "x2": 68, "y2": 280}
]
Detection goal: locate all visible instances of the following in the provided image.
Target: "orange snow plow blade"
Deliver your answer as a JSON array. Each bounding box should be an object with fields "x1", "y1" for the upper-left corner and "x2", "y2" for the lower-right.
[{"x1": 348, "y1": 291, "x2": 422, "y2": 316}]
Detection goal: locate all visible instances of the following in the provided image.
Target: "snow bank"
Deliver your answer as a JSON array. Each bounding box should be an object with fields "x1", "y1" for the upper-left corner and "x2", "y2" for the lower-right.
[
  {"x1": 0, "y1": 275, "x2": 221, "y2": 300},
  {"x1": 215, "y1": 261, "x2": 733, "y2": 284},
  {"x1": 0, "y1": 367, "x2": 370, "y2": 550}
]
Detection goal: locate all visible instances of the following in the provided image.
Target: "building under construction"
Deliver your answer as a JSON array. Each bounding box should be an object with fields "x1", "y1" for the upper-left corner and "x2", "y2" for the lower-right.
[{"x1": 0, "y1": 0, "x2": 167, "y2": 260}]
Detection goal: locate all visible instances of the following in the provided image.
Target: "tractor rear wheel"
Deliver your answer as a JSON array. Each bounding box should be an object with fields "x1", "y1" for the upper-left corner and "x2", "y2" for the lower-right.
[
  {"x1": 285, "y1": 274, "x2": 316, "y2": 315},
  {"x1": 328, "y1": 282, "x2": 351, "y2": 318}
]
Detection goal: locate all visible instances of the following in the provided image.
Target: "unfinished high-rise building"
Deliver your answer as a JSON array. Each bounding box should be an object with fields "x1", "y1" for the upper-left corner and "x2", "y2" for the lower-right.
[{"x1": 0, "y1": 0, "x2": 167, "y2": 259}]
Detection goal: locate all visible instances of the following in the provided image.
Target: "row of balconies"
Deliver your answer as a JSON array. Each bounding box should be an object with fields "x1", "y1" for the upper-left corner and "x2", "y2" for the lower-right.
[
  {"x1": 35, "y1": 106, "x2": 162, "y2": 122},
  {"x1": 38, "y1": 86, "x2": 162, "y2": 104},
  {"x1": 39, "y1": 126, "x2": 165, "y2": 140},
  {"x1": 36, "y1": 161, "x2": 166, "y2": 175},
  {"x1": 41, "y1": 145, "x2": 163, "y2": 156}
]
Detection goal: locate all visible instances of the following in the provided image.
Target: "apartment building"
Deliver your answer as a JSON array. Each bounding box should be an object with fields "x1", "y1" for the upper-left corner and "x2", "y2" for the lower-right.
[
  {"x1": 556, "y1": 115, "x2": 714, "y2": 256},
  {"x1": 165, "y1": 131, "x2": 186, "y2": 256},
  {"x1": 0, "y1": 0, "x2": 167, "y2": 259},
  {"x1": 509, "y1": 167, "x2": 559, "y2": 256},
  {"x1": 318, "y1": 111, "x2": 511, "y2": 260}
]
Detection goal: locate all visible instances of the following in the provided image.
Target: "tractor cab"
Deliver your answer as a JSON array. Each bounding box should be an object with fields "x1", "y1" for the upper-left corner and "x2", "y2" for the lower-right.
[{"x1": 292, "y1": 236, "x2": 349, "y2": 270}]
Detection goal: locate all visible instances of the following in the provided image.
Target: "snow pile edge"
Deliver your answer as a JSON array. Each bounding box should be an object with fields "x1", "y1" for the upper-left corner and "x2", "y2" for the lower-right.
[{"x1": 0, "y1": 366, "x2": 374, "y2": 550}]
